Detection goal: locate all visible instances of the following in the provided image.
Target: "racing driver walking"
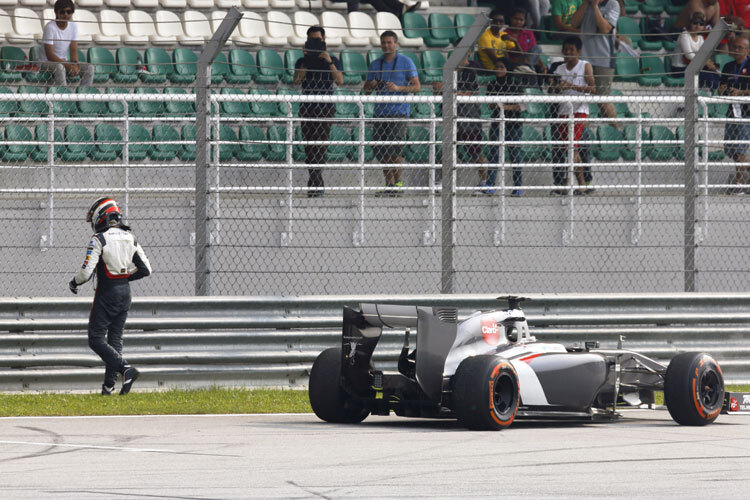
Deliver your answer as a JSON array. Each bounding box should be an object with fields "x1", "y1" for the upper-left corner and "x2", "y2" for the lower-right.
[{"x1": 68, "y1": 198, "x2": 152, "y2": 395}]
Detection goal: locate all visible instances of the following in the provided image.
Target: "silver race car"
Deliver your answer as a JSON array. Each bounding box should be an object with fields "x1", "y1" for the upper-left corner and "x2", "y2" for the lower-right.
[{"x1": 308, "y1": 297, "x2": 727, "y2": 430}]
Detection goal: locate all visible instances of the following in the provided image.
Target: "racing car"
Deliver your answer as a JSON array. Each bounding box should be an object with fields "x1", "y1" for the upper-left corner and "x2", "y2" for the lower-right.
[{"x1": 308, "y1": 297, "x2": 727, "y2": 430}]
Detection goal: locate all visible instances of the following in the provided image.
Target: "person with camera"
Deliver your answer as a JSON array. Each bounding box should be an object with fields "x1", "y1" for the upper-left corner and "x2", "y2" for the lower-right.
[
  {"x1": 294, "y1": 26, "x2": 343, "y2": 198},
  {"x1": 364, "y1": 30, "x2": 421, "y2": 195}
]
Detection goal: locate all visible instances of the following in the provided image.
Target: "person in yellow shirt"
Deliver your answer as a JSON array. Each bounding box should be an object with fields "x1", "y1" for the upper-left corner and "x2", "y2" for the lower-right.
[{"x1": 477, "y1": 10, "x2": 517, "y2": 71}]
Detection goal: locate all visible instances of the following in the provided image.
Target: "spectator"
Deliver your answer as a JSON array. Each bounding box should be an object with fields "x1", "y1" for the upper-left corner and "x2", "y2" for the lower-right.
[
  {"x1": 38, "y1": 0, "x2": 93, "y2": 87},
  {"x1": 671, "y1": 12, "x2": 721, "y2": 90},
  {"x1": 570, "y1": 0, "x2": 619, "y2": 126},
  {"x1": 525, "y1": 0, "x2": 552, "y2": 29},
  {"x1": 549, "y1": 36, "x2": 595, "y2": 194},
  {"x1": 478, "y1": 10, "x2": 517, "y2": 72},
  {"x1": 551, "y1": 0, "x2": 583, "y2": 37},
  {"x1": 717, "y1": 0, "x2": 749, "y2": 54},
  {"x1": 432, "y1": 46, "x2": 486, "y2": 192},
  {"x1": 330, "y1": 0, "x2": 422, "y2": 17},
  {"x1": 294, "y1": 26, "x2": 343, "y2": 198},
  {"x1": 675, "y1": 0, "x2": 721, "y2": 30},
  {"x1": 364, "y1": 30, "x2": 421, "y2": 195},
  {"x1": 506, "y1": 7, "x2": 548, "y2": 75},
  {"x1": 486, "y1": 59, "x2": 523, "y2": 196},
  {"x1": 718, "y1": 35, "x2": 750, "y2": 194}
]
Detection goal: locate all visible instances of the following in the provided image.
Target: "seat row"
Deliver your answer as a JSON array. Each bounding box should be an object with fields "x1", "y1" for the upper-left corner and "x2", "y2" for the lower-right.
[
  {"x1": 0, "y1": 8, "x2": 431, "y2": 49},
  {"x1": 0, "y1": 0, "x2": 427, "y2": 12}
]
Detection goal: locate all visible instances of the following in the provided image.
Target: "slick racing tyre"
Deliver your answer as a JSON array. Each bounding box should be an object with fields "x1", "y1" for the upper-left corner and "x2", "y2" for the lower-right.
[
  {"x1": 452, "y1": 355, "x2": 520, "y2": 431},
  {"x1": 308, "y1": 347, "x2": 369, "y2": 424},
  {"x1": 664, "y1": 352, "x2": 724, "y2": 426}
]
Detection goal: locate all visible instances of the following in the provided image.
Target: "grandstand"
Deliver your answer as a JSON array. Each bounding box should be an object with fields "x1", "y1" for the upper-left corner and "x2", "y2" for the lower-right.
[{"x1": 0, "y1": 0, "x2": 749, "y2": 297}]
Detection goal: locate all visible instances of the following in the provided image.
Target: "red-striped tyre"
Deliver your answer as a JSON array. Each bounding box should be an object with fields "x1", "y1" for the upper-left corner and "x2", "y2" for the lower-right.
[
  {"x1": 664, "y1": 352, "x2": 724, "y2": 426},
  {"x1": 452, "y1": 355, "x2": 520, "y2": 431}
]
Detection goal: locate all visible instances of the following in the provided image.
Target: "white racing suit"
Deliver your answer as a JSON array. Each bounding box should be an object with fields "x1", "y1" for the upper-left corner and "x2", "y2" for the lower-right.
[{"x1": 71, "y1": 225, "x2": 152, "y2": 388}]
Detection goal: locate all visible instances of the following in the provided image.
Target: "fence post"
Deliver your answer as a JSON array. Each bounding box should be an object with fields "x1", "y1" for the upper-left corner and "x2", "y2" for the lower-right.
[
  {"x1": 683, "y1": 19, "x2": 728, "y2": 292},
  {"x1": 195, "y1": 8, "x2": 242, "y2": 295},
  {"x1": 440, "y1": 13, "x2": 489, "y2": 293}
]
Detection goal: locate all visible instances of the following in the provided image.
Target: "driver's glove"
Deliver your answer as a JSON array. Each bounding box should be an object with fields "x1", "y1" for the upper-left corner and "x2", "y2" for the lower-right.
[{"x1": 68, "y1": 279, "x2": 78, "y2": 295}]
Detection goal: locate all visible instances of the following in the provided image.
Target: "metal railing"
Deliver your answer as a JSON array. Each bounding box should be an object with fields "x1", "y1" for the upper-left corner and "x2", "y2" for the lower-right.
[{"x1": 1, "y1": 293, "x2": 749, "y2": 391}]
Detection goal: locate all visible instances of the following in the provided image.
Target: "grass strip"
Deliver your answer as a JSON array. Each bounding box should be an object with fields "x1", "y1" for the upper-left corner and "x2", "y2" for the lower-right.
[
  {"x1": 0, "y1": 387, "x2": 312, "y2": 417},
  {"x1": 1, "y1": 385, "x2": 748, "y2": 418}
]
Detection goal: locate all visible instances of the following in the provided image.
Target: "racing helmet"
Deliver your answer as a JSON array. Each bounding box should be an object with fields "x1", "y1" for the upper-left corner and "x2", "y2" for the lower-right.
[{"x1": 86, "y1": 197, "x2": 121, "y2": 232}]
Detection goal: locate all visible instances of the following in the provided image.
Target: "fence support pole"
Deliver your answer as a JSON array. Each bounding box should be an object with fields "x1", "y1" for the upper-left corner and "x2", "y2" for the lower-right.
[
  {"x1": 683, "y1": 19, "x2": 728, "y2": 292},
  {"x1": 195, "y1": 8, "x2": 242, "y2": 295},
  {"x1": 440, "y1": 13, "x2": 489, "y2": 293}
]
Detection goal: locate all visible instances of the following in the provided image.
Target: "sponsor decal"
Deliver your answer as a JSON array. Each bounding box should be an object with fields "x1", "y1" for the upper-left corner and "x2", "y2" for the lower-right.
[
  {"x1": 86, "y1": 250, "x2": 92, "y2": 255},
  {"x1": 730, "y1": 397, "x2": 739, "y2": 412},
  {"x1": 744, "y1": 394, "x2": 750, "y2": 405},
  {"x1": 481, "y1": 317, "x2": 500, "y2": 345}
]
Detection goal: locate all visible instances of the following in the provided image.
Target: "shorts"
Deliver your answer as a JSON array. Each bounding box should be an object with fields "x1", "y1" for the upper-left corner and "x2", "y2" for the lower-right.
[
  {"x1": 592, "y1": 66, "x2": 614, "y2": 96},
  {"x1": 373, "y1": 117, "x2": 407, "y2": 161},
  {"x1": 556, "y1": 113, "x2": 588, "y2": 147},
  {"x1": 457, "y1": 125, "x2": 482, "y2": 163},
  {"x1": 724, "y1": 122, "x2": 750, "y2": 158}
]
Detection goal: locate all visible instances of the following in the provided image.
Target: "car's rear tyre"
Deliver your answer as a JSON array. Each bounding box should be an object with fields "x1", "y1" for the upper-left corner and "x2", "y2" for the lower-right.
[
  {"x1": 452, "y1": 355, "x2": 520, "y2": 431},
  {"x1": 308, "y1": 347, "x2": 369, "y2": 424},
  {"x1": 664, "y1": 352, "x2": 724, "y2": 426}
]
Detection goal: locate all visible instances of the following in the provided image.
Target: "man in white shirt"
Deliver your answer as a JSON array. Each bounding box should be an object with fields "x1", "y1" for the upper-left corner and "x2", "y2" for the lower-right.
[{"x1": 38, "y1": 0, "x2": 93, "y2": 87}]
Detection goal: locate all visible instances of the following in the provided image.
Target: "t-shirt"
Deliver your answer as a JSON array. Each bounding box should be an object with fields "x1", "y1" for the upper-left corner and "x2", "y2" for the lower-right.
[
  {"x1": 720, "y1": 58, "x2": 750, "y2": 117},
  {"x1": 477, "y1": 28, "x2": 516, "y2": 70},
  {"x1": 487, "y1": 75, "x2": 522, "y2": 120},
  {"x1": 456, "y1": 61, "x2": 481, "y2": 120},
  {"x1": 366, "y1": 54, "x2": 418, "y2": 117},
  {"x1": 672, "y1": 31, "x2": 704, "y2": 69},
  {"x1": 553, "y1": 59, "x2": 590, "y2": 115},
  {"x1": 720, "y1": 0, "x2": 750, "y2": 27},
  {"x1": 294, "y1": 55, "x2": 342, "y2": 116},
  {"x1": 40, "y1": 21, "x2": 78, "y2": 62},
  {"x1": 550, "y1": 0, "x2": 583, "y2": 26},
  {"x1": 509, "y1": 28, "x2": 537, "y2": 54},
  {"x1": 580, "y1": 0, "x2": 620, "y2": 69}
]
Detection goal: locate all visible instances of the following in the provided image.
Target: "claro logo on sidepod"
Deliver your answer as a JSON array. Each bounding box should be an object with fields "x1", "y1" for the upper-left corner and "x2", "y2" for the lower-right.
[{"x1": 481, "y1": 317, "x2": 500, "y2": 345}]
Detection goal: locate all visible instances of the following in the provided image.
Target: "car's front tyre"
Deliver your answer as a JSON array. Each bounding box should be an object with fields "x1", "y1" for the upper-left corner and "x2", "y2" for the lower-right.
[
  {"x1": 452, "y1": 355, "x2": 520, "y2": 431},
  {"x1": 308, "y1": 347, "x2": 369, "y2": 424},
  {"x1": 664, "y1": 352, "x2": 724, "y2": 426}
]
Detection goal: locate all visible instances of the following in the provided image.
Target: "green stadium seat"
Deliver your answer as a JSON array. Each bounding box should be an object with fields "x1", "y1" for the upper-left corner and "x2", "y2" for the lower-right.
[
  {"x1": 17, "y1": 85, "x2": 47, "y2": 116},
  {"x1": 665, "y1": 0, "x2": 685, "y2": 15},
  {"x1": 211, "y1": 52, "x2": 229, "y2": 84},
  {"x1": 77, "y1": 87, "x2": 108, "y2": 116},
  {"x1": 93, "y1": 124, "x2": 123, "y2": 161},
  {"x1": 283, "y1": 49, "x2": 303, "y2": 85},
  {"x1": 180, "y1": 124, "x2": 197, "y2": 162},
  {"x1": 0, "y1": 86, "x2": 19, "y2": 116},
  {"x1": 429, "y1": 13, "x2": 458, "y2": 45},
  {"x1": 277, "y1": 88, "x2": 300, "y2": 117},
  {"x1": 142, "y1": 47, "x2": 172, "y2": 84},
  {"x1": 221, "y1": 87, "x2": 251, "y2": 117},
  {"x1": 150, "y1": 124, "x2": 182, "y2": 161},
  {"x1": 662, "y1": 17, "x2": 676, "y2": 51},
  {"x1": 454, "y1": 13, "x2": 474, "y2": 39},
  {"x1": 592, "y1": 125, "x2": 623, "y2": 161},
  {"x1": 105, "y1": 87, "x2": 129, "y2": 115},
  {"x1": 266, "y1": 125, "x2": 304, "y2": 162},
  {"x1": 61, "y1": 124, "x2": 93, "y2": 162},
  {"x1": 536, "y1": 15, "x2": 559, "y2": 45},
  {"x1": 250, "y1": 88, "x2": 281, "y2": 117},
  {"x1": 639, "y1": 53, "x2": 666, "y2": 86},
  {"x1": 238, "y1": 126, "x2": 267, "y2": 162},
  {"x1": 518, "y1": 126, "x2": 544, "y2": 163},
  {"x1": 621, "y1": 125, "x2": 650, "y2": 161},
  {"x1": 31, "y1": 125, "x2": 63, "y2": 162},
  {"x1": 638, "y1": 17, "x2": 673, "y2": 51},
  {"x1": 399, "y1": 50, "x2": 423, "y2": 81},
  {"x1": 334, "y1": 89, "x2": 358, "y2": 118},
  {"x1": 675, "y1": 125, "x2": 725, "y2": 161},
  {"x1": 114, "y1": 47, "x2": 140, "y2": 84},
  {"x1": 87, "y1": 47, "x2": 115, "y2": 84},
  {"x1": 615, "y1": 54, "x2": 640, "y2": 83},
  {"x1": 412, "y1": 90, "x2": 434, "y2": 119},
  {"x1": 610, "y1": 89, "x2": 634, "y2": 118},
  {"x1": 340, "y1": 50, "x2": 367, "y2": 85},
  {"x1": 639, "y1": 0, "x2": 667, "y2": 15},
  {"x1": 367, "y1": 49, "x2": 384, "y2": 66},
  {"x1": 0, "y1": 46, "x2": 26, "y2": 83},
  {"x1": 618, "y1": 17, "x2": 661, "y2": 52},
  {"x1": 326, "y1": 126, "x2": 353, "y2": 163},
  {"x1": 133, "y1": 87, "x2": 165, "y2": 116},
  {"x1": 715, "y1": 53, "x2": 734, "y2": 71},
  {"x1": 623, "y1": 0, "x2": 640, "y2": 15},
  {"x1": 128, "y1": 124, "x2": 151, "y2": 161},
  {"x1": 255, "y1": 49, "x2": 284, "y2": 84},
  {"x1": 164, "y1": 87, "x2": 195, "y2": 116},
  {"x1": 227, "y1": 49, "x2": 256, "y2": 84},
  {"x1": 708, "y1": 90, "x2": 729, "y2": 118},
  {"x1": 26, "y1": 46, "x2": 52, "y2": 83},
  {"x1": 648, "y1": 125, "x2": 677, "y2": 161},
  {"x1": 421, "y1": 50, "x2": 445, "y2": 84},
  {"x1": 2, "y1": 125, "x2": 33, "y2": 162},
  {"x1": 402, "y1": 13, "x2": 448, "y2": 48},
  {"x1": 521, "y1": 87, "x2": 549, "y2": 118},
  {"x1": 48, "y1": 86, "x2": 76, "y2": 116},
  {"x1": 171, "y1": 48, "x2": 197, "y2": 84},
  {"x1": 662, "y1": 56, "x2": 684, "y2": 87},
  {"x1": 405, "y1": 126, "x2": 431, "y2": 163}
]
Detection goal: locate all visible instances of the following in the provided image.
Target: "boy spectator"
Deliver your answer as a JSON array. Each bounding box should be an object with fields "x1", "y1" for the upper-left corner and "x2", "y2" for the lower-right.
[
  {"x1": 718, "y1": 35, "x2": 750, "y2": 193},
  {"x1": 570, "y1": 0, "x2": 619, "y2": 126},
  {"x1": 549, "y1": 36, "x2": 595, "y2": 194},
  {"x1": 478, "y1": 10, "x2": 518, "y2": 72},
  {"x1": 294, "y1": 26, "x2": 343, "y2": 198},
  {"x1": 38, "y1": 0, "x2": 93, "y2": 87},
  {"x1": 364, "y1": 31, "x2": 421, "y2": 194},
  {"x1": 486, "y1": 59, "x2": 524, "y2": 196}
]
